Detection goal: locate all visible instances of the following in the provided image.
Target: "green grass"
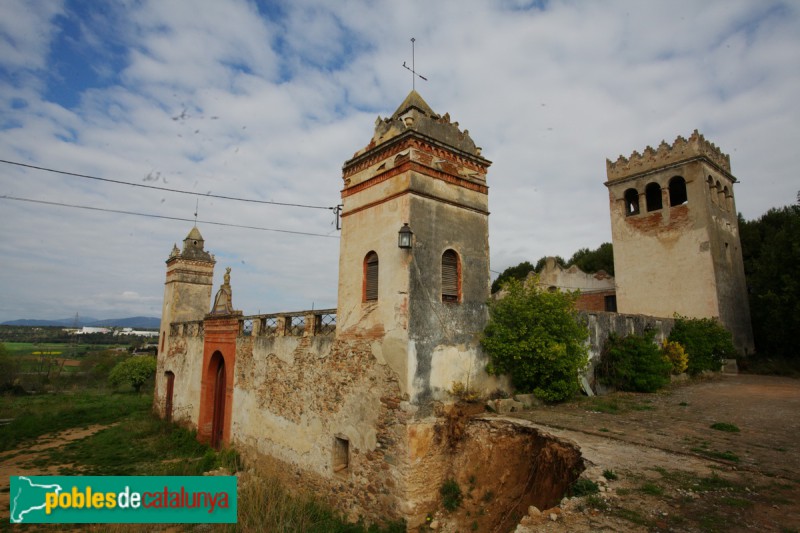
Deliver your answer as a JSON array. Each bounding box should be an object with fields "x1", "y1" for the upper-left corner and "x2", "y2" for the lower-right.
[
  {"x1": 690, "y1": 447, "x2": 741, "y2": 463},
  {"x1": 710, "y1": 422, "x2": 740, "y2": 433},
  {"x1": 0, "y1": 389, "x2": 151, "y2": 451},
  {"x1": 638, "y1": 482, "x2": 664, "y2": 496},
  {"x1": 1, "y1": 386, "x2": 405, "y2": 532}
]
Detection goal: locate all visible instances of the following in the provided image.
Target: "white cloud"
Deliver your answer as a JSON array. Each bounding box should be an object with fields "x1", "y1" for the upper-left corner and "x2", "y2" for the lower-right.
[{"x1": 0, "y1": 0, "x2": 798, "y2": 322}]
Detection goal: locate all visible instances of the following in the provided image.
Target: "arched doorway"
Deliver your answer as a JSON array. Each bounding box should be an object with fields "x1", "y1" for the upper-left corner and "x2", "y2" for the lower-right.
[
  {"x1": 209, "y1": 353, "x2": 226, "y2": 449},
  {"x1": 164, "y1": 371, "x2": 175, "y2": 422}
]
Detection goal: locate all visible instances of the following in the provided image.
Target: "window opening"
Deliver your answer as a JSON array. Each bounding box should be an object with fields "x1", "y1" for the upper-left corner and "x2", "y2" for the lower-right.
[
  {"x1": 669, "y1": 176, "x2": 688, "y2": 206},
  {"x1": 333, "y1": 436, "x2": 349, "y2": 473},
  {"x1": 604, "y1": 295, "x2": 617, "y2": 312},
  {"x1": 645, "y1": 182, "x2": 662, "y2": 211},
  {"x1": 441, "y1": 249, "x2": 460, "y2": 303},
  {"x1": 624, "y1": 188, "x2": 640, "y2": 216},
  {"x1": 364, "y1": 252, "x2": 379, "y2": 301}
]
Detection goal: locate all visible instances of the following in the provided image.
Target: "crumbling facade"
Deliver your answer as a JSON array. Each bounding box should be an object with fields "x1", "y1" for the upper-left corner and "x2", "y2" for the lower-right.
[
  {"x1": 605, "y1": 131, "x2": 754, "y2": 354},
  {"x1": 532, "y1": 257, "x2": 617, "y2": 312}
]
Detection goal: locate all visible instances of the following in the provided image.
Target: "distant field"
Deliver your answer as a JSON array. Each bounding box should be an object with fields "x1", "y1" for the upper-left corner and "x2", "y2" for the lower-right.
[{"x1": 4, "y1": 341, "x2": 122, "y2": 357}]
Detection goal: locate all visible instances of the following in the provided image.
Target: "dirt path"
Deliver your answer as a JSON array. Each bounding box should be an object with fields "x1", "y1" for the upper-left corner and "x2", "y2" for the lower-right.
[
  {"x1": 0, "y1": 424, "x2": 111, "y2": 522},
  {"x1": 512, "y1": 374, "x2": 800, "y2": 532}
]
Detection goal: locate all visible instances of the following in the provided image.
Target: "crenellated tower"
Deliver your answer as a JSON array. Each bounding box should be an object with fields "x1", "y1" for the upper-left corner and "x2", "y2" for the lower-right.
[{"x1": 605, "y1": 130, "x2": 754, "y2": 354}]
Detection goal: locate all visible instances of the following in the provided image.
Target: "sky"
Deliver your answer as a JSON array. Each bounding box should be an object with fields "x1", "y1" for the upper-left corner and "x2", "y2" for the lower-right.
[{"x1": 1, "y1": 0, "x2": 799, "y2": 323}]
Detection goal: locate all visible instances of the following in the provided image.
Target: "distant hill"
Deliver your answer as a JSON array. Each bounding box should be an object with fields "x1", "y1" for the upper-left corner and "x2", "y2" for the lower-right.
[{"x1": 1, "y1": 316, "x2": 160, "y2": 329}]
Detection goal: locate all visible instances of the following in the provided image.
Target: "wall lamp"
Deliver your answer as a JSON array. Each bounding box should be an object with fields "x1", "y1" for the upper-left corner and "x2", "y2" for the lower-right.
[{"x1": 398, "y1": 223, "x2": 413, "y2": 249}]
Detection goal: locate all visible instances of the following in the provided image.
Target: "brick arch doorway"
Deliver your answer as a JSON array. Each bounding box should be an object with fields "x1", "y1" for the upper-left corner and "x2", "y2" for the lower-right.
[{"x1": 209, "y1": 352, "x2": 226, "y2": 449}]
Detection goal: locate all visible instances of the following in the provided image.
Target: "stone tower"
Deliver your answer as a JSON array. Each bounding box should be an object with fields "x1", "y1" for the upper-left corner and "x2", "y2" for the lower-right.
[
  {"x1": 605, "y1": 130, "x2": 754, "y2": 354},
  {"x1": 154, "y1": 226, "x2": 216, "y2": 414},
  {"x1": 337, "y1": 90, "x2": 499, "y2": 403}
]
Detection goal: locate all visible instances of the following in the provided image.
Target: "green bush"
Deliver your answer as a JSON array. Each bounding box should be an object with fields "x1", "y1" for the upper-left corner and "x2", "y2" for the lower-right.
[
  {"x1": 440, "y1": 479, "x2": 463, "y2": 511},
  {"x1": 108, "y1": 356, "x2": 157, "y2": 392},
  {"x1": 668, "y1": 316, "x2": 736, "y2": 375},
  {"x1": 481, "y1": 277, "x2": 589, "y2": 402},
  {"x1": 597, "y1": 330, "x2": 671, "y2": 392},
  {"x1": 661, "y1": 340, "x2": 688, "y2": 374}
]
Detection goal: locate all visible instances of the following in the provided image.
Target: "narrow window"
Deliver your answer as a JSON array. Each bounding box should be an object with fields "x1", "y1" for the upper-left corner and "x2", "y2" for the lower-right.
[
  {"x1": 333, "y1": 436, "x2": 349, "y2": 473},
  {"x1": 624, "y1": 188, "x2": 640, "y2": 216},
  {"x1": 164, "y1": 371, "x2": 175, "y2": 422},
  {"x1": 604, "y1": 295, "x2": 617, "y2": 312},
  {"x1": 707, "y1": 176, "x2": 717, "y2": 204},
  {"x1": 645, "y1": 182, "x2": 662, "y2": 211},
  {"x1": 441, "y1": 249, "x2": 460, "y2": 303},
  {"x1": 669, "y1": 176, "x2": 688, "y2": 206},
  {"x1": 715, "y1": 180, "x2": 724, "y2": 208},
  {"x1": 364, "y1": 251, "x2": 379, "y2": 302},
  {"x1": 722, "y1": 186, "x2": 731, "y2": 212}
]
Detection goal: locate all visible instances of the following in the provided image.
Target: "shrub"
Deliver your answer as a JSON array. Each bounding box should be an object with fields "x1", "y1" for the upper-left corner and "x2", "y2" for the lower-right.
[
  {"x1": 481, "y1": 277, "x2": 588, "y2": 402},
  {"x1": 669, "y1": 316, "x2": 736, "y2": 375},
  {"x1": 661, "y1": 340, "x2": 688, "y2": 374},
  {"x1": 597, "y1": 330, "x2": 671, "y2": 392},
  {"x1": 108, "y1": 356, "x2": 157, "y2": 392},
  {"x1": 440, "y1": 479, "x2": 463, "y2": 511}
]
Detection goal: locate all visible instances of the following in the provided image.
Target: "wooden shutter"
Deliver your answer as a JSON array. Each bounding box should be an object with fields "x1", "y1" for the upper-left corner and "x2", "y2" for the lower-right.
[
  {"x1": 442, "y1": 250, "x2": 459, "y2": 303},
  {"x1": 365, "y1": 252, "x2": 379, "y2": 301}
]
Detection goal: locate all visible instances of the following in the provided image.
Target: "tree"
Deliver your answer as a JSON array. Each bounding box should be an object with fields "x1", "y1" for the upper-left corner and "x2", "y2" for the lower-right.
[
  {"x1": 567, "y1": 242, "x2": 614, "y2": 275},
  {"x1": 481, "y1": 277, "x2": 589, "y2": 402},
  {"x1": 0, "y1": 343, "x2": 21, "y2": 393},
  {"x1": 108, "y1": 356, "x2": 157, "y2": 392},
  {"x1": 491, "y1": 261, "x2": 536, "y2": 294},
  {"x1": 739, "y1": 205, "x2": 800, "y2": 359}
]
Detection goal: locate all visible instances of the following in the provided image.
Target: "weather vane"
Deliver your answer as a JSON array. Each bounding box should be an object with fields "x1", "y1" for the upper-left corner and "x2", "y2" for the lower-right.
[
  {"x1": 194, "y1": 198, "x2": 199, "y2": 225},
  {"x1": 402, "y1": 37, "x2": 427, "y2": 91}
]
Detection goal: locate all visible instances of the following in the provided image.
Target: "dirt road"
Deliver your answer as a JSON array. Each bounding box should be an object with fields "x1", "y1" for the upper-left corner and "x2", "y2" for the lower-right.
[{"x1": 512, "y1": 374, "x2": 800, "y2": 532}]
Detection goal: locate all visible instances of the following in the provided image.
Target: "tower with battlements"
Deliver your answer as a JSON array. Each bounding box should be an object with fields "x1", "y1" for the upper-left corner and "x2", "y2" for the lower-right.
[{"x1": 605, "y1": 130, "x2": 754, "y2": 354}]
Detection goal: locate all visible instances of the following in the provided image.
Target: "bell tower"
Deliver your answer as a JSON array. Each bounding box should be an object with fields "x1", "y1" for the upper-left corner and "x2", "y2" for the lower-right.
[
  {"x1": 158, "y1": 226, "x2": 216, "y2": 355},
  {"x1": 337, "y1": 90, "x2": 496, "y2": 401},
  {"x1": 605, "y1": 131, "x2": 754, "y2": 354}
]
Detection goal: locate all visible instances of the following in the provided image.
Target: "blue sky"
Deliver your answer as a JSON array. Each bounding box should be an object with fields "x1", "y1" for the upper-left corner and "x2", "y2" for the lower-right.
[{"x1": 1, "y1": 0, "x2": 799, "y2": 322}]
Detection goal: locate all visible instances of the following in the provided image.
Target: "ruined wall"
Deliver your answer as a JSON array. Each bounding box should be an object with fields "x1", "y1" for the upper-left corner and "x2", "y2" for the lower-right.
[
  {"x1": 232, "y1": 334, "x2": 411, "y2": 523},
  {"x1": 581, "y1": 310, "x2": 674, "y2": 390}
]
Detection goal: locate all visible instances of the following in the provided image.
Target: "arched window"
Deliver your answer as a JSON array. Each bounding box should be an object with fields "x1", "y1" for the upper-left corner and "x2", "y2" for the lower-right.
[
  {"x1": 364, "y1": 251, "x2": 379, "y2": 302},
  {"x1": 645, "y1": 182, "x2": 662, "y2": 212},
  {"x1": 707, "y1": 176, "x2": 717, "y2": 204},
  {"x1": 441, "y1": 249, "x2": 461, "y2": 303},
  {"x1": 624, "y1": 188, "x2": 640, "y2": 216},
  {"x1": 716, "y1": 181, "x2": 724, "y2": 209},
  {"x1": 722, "y1": 186, "x2": 731, "y2": 212},
  {"x1": 669, "y1": 176, "x2": 688, "y2": 206}
]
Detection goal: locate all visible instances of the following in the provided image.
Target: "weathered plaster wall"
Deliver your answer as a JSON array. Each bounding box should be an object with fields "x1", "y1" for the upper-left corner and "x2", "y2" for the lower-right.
[
  {"x1": 154, "y1": 331, "x2": 204, "y2": 425},
  {"x1": 407, "y1": 195, "x2": 508, "y2": 409},
  {"x1": 232, "y1": 335, "x2": 411, "y2": 523}
]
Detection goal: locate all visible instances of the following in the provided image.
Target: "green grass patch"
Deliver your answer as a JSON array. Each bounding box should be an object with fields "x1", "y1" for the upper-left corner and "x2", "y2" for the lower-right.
[
  {"x1": 602, "y1": 469, "x2": 618, "y2": 481},
  {"x1": 721, "y1": 496, "x2": 753, "y2": 508},
  {"x1": 569, "y1": 477, "x2": 599, "y2": 497},
  {"x1": 690, "y1": 447, "x2": 740, "y2": 463},
  {"x1": 710, "y1": 422, "x2": 740, "y2": 433},
  {"x1": 638, "y1": 482, "x2": 664, "y2": 496},
  {"x1": 586, "y1": 398, "x2": 621, "y2": 414},
  {"x1": 440, "y1": 479, "x2": 463, "y2": 511},
  {"x1": 611, "y1": 506, "x2": 651, "y2": 527},
  {"x1": 0, "y1": 389, "x2": 151, "y2": 451}
]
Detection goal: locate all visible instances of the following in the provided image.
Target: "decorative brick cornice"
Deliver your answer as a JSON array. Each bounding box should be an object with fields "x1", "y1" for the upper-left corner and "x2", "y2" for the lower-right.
[
  {"x1": 606, "y1": 130, "x2": 732, "y2": 182},
  {"x1": 341, "y1": 160, "x2": 488, "y2": 199}
]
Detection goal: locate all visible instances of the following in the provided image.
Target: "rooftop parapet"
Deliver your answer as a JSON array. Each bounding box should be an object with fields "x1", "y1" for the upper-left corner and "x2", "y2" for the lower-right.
[{"x1": 606, "y1": 130, "x2": 731, "y2": 182}]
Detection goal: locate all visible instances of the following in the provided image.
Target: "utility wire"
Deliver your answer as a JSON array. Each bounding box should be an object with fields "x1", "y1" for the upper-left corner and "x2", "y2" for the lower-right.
[
  {"x1": 0, "y1": 158, "x2": 334, "y2": 211},
  {"x1": 1, "y1": 195, "x2": 339, "y2": 239}
]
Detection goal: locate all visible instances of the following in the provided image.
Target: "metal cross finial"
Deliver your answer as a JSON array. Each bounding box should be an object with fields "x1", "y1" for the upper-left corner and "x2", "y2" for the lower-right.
[
  {"x1": 402, "y1": 37, "x2": 427, "y2": 90},
  {"x1": 194, "y1": 198, "x2": 199, "y2": 225}
]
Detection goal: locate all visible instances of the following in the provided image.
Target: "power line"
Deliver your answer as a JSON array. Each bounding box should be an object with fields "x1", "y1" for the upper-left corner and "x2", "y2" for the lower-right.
[
  {"x1": 0, "y1": 158, "x2": 334, "y2": 211},
  {"x1": 1, "y1": 195, "x2": 339, "y2": 239}
]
